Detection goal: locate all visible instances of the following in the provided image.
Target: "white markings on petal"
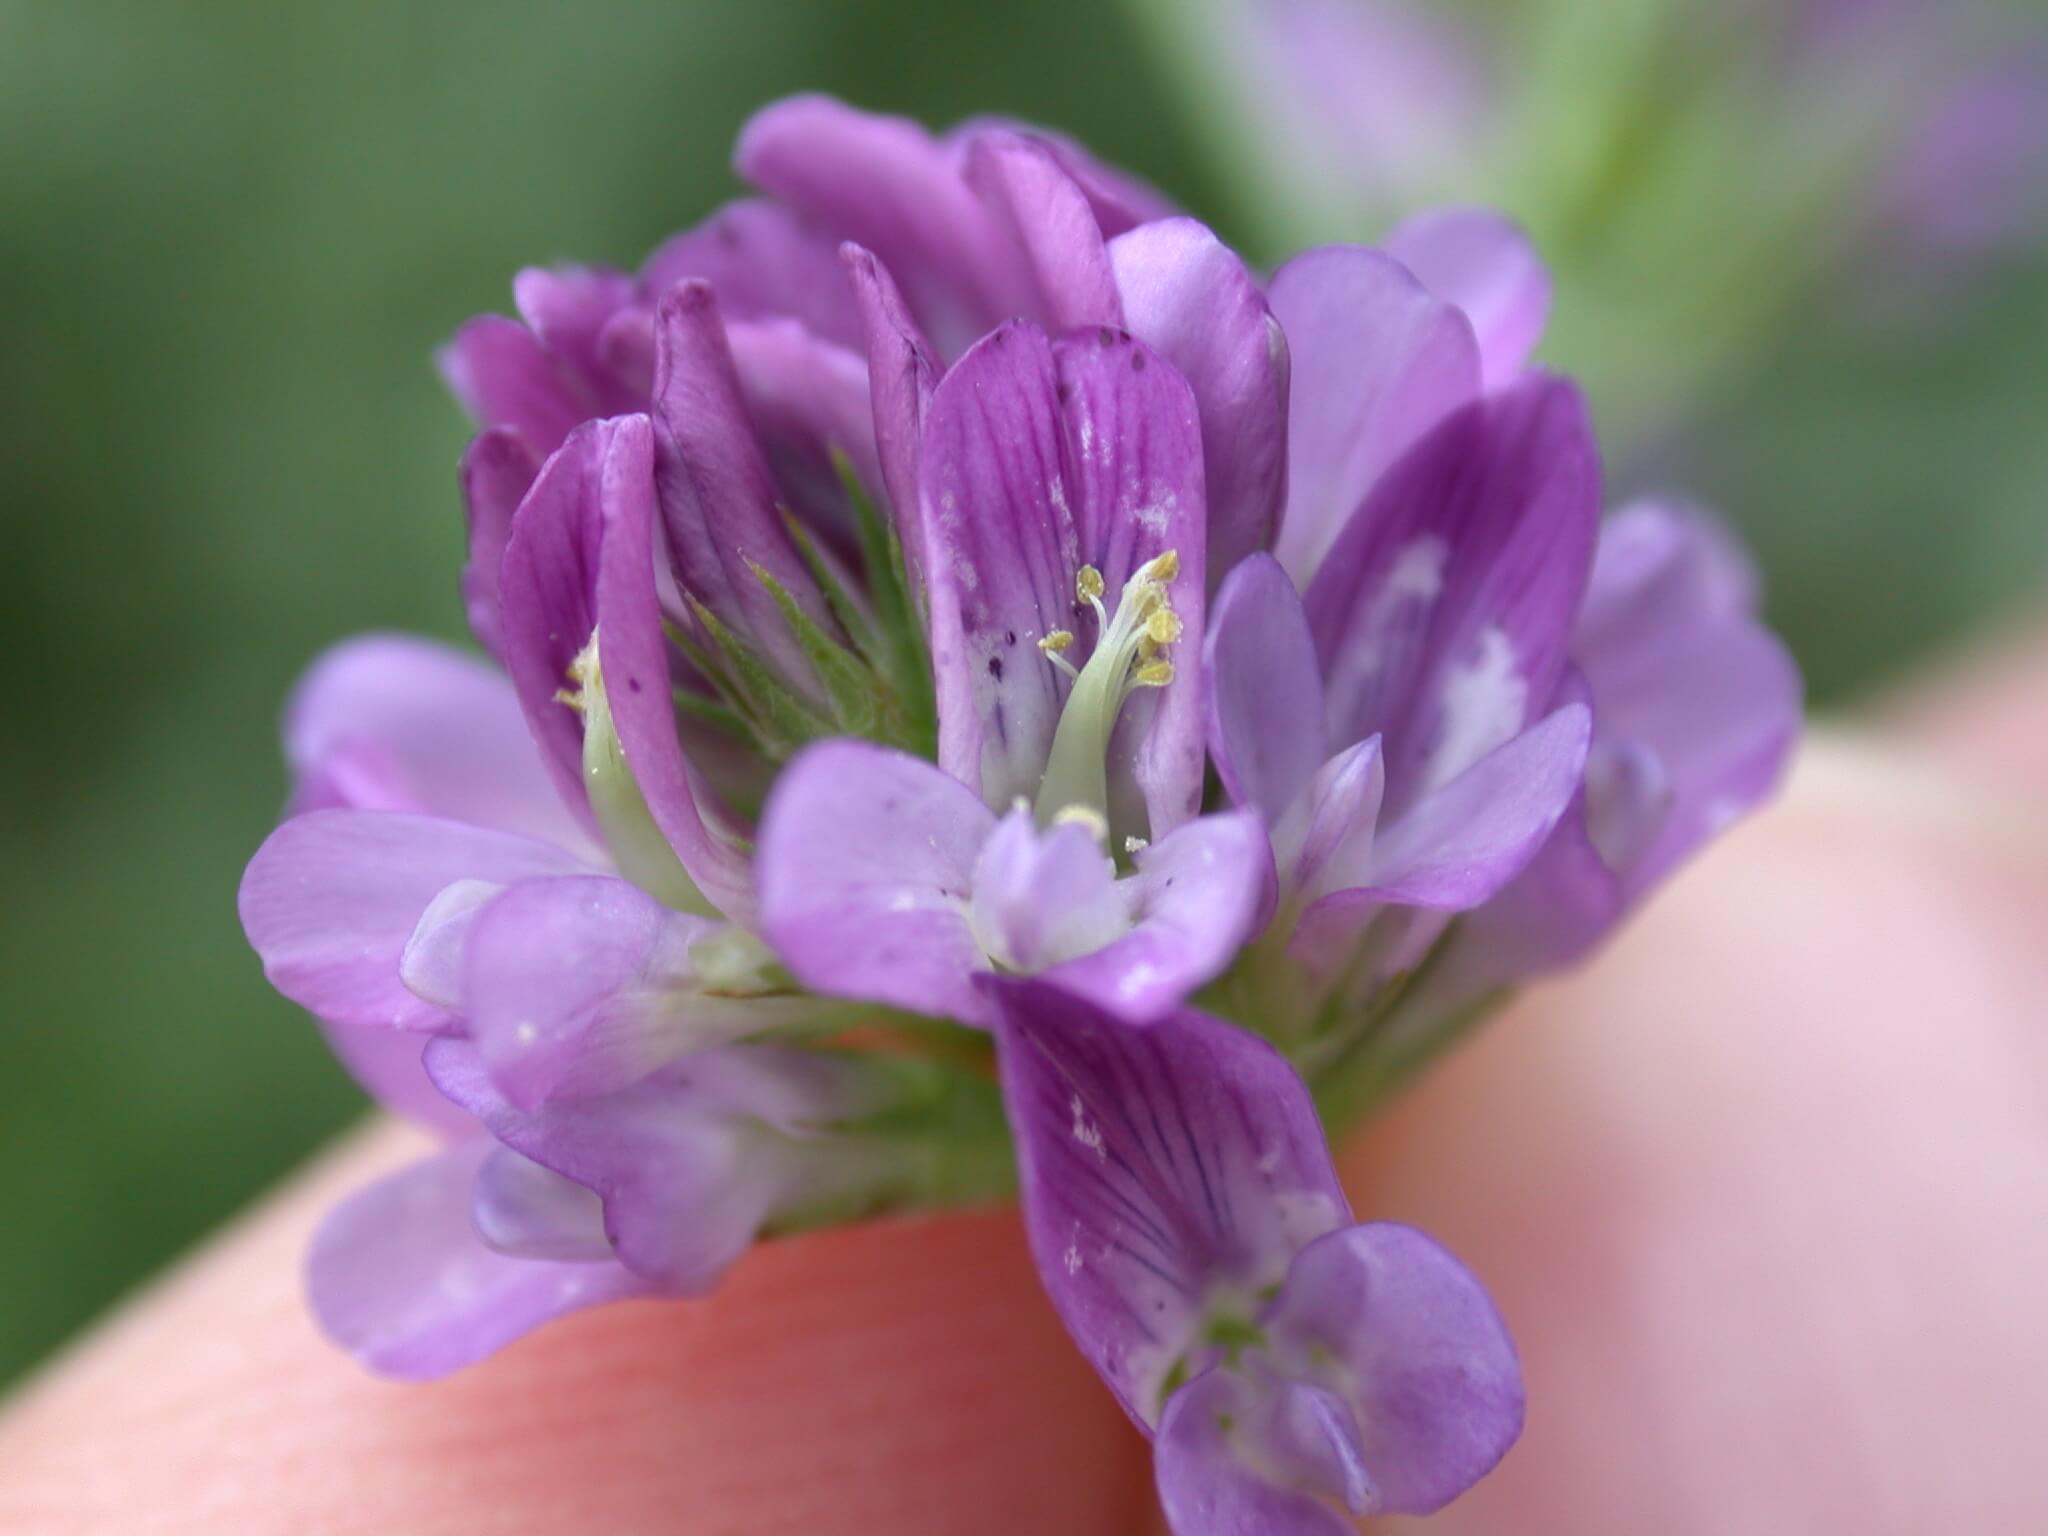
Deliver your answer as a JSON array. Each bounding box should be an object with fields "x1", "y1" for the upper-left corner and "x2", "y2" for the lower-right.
[{"x1": 1417, "y1": 625, "x2": 1525, "y2": 796}]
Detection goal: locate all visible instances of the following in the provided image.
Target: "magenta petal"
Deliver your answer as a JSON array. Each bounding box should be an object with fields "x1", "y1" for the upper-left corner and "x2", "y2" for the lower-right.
[
  {"x1": 964, "y1": 130, "x2": 1123, "y2": 331},
  {"x1": 640, "y1": 197, "x2": 862, "y2": 350},
  {"x1": 843, "y1": 243, "x2": 940, "y2": 585},
  {"x1": 724, "y1": 315, "x2": 881, "y2": 527},
  {"x1": 989, "y1": 979, "x2": 1351, "y2": 1428},
  {"x1": 462, "y1": 875, "x2": 723, "y2": 1110},
  {"x1": 756, "y1": 740, "x2": 995, "y2": 1025},
  {"x1": 457, "y1": 427, "x2": 542, "y2": 657},
  {"x1": 1111, "y1": 219, "x2": 1290, "y2": 577},
  {"x1": 1204, "y1": 553, "x2": 1326, "y2": 824},
  {"x1": 438, "y1": 314, "x2": 595, "y2": 455},
  {"x1": 510, "y1": 265, "x2": 641, "y2": 413},
  {"x1": 307, "y1": 1140, "x2": 646, "y2": 1380},
  {"x1": 1361, "y1": 702, "x2": 1591, "y2": 909},
  {"x1": 1262, "y1": 1223, "x2": 1524, "y2": 1516},
  {"x1": 1044, "y1": 811, "x2": 1270, "y2": 1024},
  {"x1": 1155, "y1": 1370, "x2": 1359, "y2": 1536},
  {"x1": 1384, "y1": 208, "x2": 1551, "y2": 390},
  {"x1": 239, "y1": 810, "x2": 589, "y2": 1033},
  {"x1": 651, "y1": 281, "x2": 833, "y2": 693},
  {"x1": 1304, "y1": 375, "x2": 1601, "y2": 807},
  {"x1": 284, "y1": 633, "x2": 589, "y2": 856},
  {"x1": 1268, "y1": 245, "x2": 1481, "y2": 585},
  {"x1": 946, "y1": 116, "x2": 1179, "y2": 236}
]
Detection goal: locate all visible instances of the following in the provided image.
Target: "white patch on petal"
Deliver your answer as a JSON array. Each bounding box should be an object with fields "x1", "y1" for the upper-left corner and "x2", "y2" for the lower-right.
[
  {"x1": 1070, "y1": 1093, "x2": 1107, "y2": 1159},
  {"x1": 1064, "y1": 1244, "x2": 1084, "y2": 1275},
  {"x1": 1419, "y1": 624, "x2": 1525, "y2": 794}
]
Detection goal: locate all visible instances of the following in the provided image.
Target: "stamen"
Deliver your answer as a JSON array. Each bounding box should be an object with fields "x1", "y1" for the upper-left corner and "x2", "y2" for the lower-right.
[
  {"x1": 1051, "y1": 804, "x2": 1111, "y2": 843},
  {"x1": 1038, "y1": 628, "x2": 1081, "y2": 680}
]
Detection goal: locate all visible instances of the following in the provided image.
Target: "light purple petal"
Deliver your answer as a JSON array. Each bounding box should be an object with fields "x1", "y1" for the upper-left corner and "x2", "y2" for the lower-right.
[
  {"x1": 457, "y1": 426, "x2": 542, "y2": 657},
  {"x1": 1268, "y1": 245, "x2": 1481, "y2": 585},
  {"x1": 239, "y1": 810, "x2": 588, "y2": 1033},
  {"x1": 843, "y1": 243, "x2": 941, "y2": 588},
  {"x1": 1204, "y1": 553, "x2": 1326, "y2": 823},
  {"x1": 1384, "y1": 208, "x2": 1551, "y2": 390},
  {"x1": 426, "y1": 1042, "x2": 796, "y2": 1292},
  {"x1": 724, "y1": 315, "x2": 882, "y2": 539},
  {"x1": 918, "y1": 322, "x2": 1081, "y2": 808},
  {"x1": 316, "y1": 1019, "x2": 475, "y2": 1135},
  {"x1": 472, "y1": 1146, "x2": 616, "y2": 1262},
  {"x1": 989, "y1": 979, "x2": 1351, "y2": 1428},
  {"x1": 969, "y1": 810, "x2": 1130, "y2": 975},
  {"x1": 307, "y1": 1140, "x2": 646, "y2": 1380},
  {"x1": 1360, "y1": 701, "x2": 1590, "y2": 909},
  {"x1": 1155, "y1": 1369, "x2": 1360, "y2": 1536},
  {"x1": 1043, "y1": 811, "x2": 1271, "y2": 1025},
  {"x1": 735, "y1": 94, "x2": 1021, "y2": 352},
  {"x1": 462, "y1": 875, "x2": 726, "y2": 1110},
  {"x1": 946, "y1": 116, "x2": 1179, "y2": 236},
  {"x1": 964, "y1": 130, "x2": 1123, "y2": 332},
  {"x1": 510, "y1": 265, "x2": 641, "y2": 414},
  {"x1": 640, "y1": 198, "x2": 863, "y2": 350},
  {"x1": 651, "y1": 280, "x2": 834, "y2": 695},
  {"x1": 1261, "y1": 1222, "x2": 1524, "y2": 1516},
  {"x1": 284, "y1": 633, "x2": 590, "y2": 856},
  {"x1": 438, "y1": 315, "x2": 596, "y2": 455},
  {"x1": 1276, "y1": 736, "x2": 1385, "y2": 900},
  {"x1": 1111, "y1": 219, "x2": 1289, "y2": 577},
  {"x1": 1304, "y1": 375, "x2": 1601, "y2": 809},
  {"x1": 755, "y1": 740, "x2": 995, "y2": 1025}
]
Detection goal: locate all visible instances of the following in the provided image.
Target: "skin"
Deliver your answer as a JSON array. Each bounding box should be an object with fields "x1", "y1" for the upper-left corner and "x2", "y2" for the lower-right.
[{"x1": 3, "y1": 627, "x2": 2045, "y2": 1535}]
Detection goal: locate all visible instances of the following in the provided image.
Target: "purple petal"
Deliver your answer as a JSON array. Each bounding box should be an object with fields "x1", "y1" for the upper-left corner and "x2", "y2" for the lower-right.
[
  {"x1": 511, "y1": 265, "x2": 642, "y2": 414},
  {"x1": 316, "y1": 1019, "x2": 475, "y2": 1135},
  {"x1": 843, "y1": 243, "x2": 941, "y2": 586},
  {"x1": 438, "y1": 315, "x2": 596, "y2": 455},
  {"x1": 946, "y1": 116, "x2": 1179, "y2": 236},
  {"x1": 755, "y1": 740, "x2": 995, "y2": 1025},
  {"x1": 461, "y1": 875, "x2": 726, "y2": 1110},
  {"x1": 1204, "y1": 553, "x2": 1326, "y2": 824},
  {"x1": 472, "y1": 1146, "x2": 615, "y2": 1262},
  {"x1": 964, "y1": 130, "x2": 1122, "y2": 331},
  {"x1": 989, "y1": 979, "x2": 1351, "y2": 1427},
  {"x1": 426, "y1": 1043, "x2": 798, "y2": 1292},
  {"x1": 969, "y1": 810, "x2": 1131, "y2": 974},
  {"x1": 640, "y1": 198, "x2": 863, "y2": 350},
  {"x1": 283, "y1": 633, "x2": 590, "y2": 856},
  {"x1": 651, "y1": 281, "x2": 834, "y2": 695},
  {"x1": 1304, "y1": 375, "x2": 1601, "y2": 809},
  {"x1": 1111, "y1": 218, "x2": 1290, "y2": 577},
  {"x1": 239, "y1": 810, "x2": 588, "y2": 1033},
  {"x1": 1261, "y1": 1222, "x2": 1523, "y2": 1516},
  {"x1": 724, "y1": 315, "x2": 881, "y2": 536},
  {"x1": 735, "y1": 94, "x2": 1020, "y2": 352},
  {"x1": 1155, "y1": 1369, "x2": 1360, "y2": 1536},
  {"x1": 1276, "y1": 736, "x2": 1386, "y2": 900},
  {"x1": 457, "y1": 427, "x2": 542, "y2": 657},
  {"x1": 1043, "y1": 811, "x2": 1271, "y2": 1025},
  {"x1": 1384, "y1": 208, "x2": 1550, "y2": 390},
  {"x1": 917, "y1": 322, "x2": 1079, "y2": 807},
  {"x1": 1359, "y1": 701, "x2": 1591, "y2": 909},
  {"x1": 1268, "y1": 245, "x2": 1481, "y2": 585},
  {"x1": 307, "y1": 1140, "x2": 646, "y2": 1380}
]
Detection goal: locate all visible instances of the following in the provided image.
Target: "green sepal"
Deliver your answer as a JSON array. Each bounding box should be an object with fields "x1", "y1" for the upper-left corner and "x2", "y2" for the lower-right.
[
  {"x1": 835, "y1": 451, "x2": 936, "y2": 757},
  {"x1": 683, "y1": 594, "x2": 834, "y2": 758},
  {"x1": 749, "y1": 560, "x2": 885, "y2": 740}
]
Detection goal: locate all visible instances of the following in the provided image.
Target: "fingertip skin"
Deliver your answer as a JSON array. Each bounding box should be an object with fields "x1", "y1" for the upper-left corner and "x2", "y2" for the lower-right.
[{"x1": 0, "y1": 1124, "x2": 1148, "y2": 1536}]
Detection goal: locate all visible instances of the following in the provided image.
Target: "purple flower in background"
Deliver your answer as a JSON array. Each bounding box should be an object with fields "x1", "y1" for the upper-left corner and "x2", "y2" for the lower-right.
[{"x1": 238, "y1": 93, "x2": 1800, "y2": 1525}]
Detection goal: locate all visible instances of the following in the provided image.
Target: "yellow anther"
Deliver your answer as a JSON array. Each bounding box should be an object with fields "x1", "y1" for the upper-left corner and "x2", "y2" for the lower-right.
[
  {"x1": 553, "y1": 687, "x2": 586, "y2": 712},
  {"x1": 1133, "y1": 658, "x2": 1175, "y2": 688},
  {"x1": 1051, "y1": 803, "x2": 1111, "y2": 843},
  {"x1": 1076, "y1": 565, "x2": 1106, "y2": 603},
  {"x1": 1145, "y1": 607, "x2": 1183, "y2": 646},
  {"x1": 1140, "y1": 549, "x2": 1180, "y2": 585},
  {"x1": 1037, "y1": 629, "x2": 1075, "y2": 654}
]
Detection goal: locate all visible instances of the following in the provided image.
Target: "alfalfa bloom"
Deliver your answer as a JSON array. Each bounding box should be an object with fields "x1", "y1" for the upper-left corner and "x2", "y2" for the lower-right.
[{"x1": 238, "y1": 96, "x2": 1798, "y2": 1524}]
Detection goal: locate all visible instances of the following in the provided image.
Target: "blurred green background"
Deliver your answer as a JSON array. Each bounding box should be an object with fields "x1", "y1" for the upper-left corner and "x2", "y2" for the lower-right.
[{"x1": 1, "y1": 0, "x2": 2042, "y2": 1389}]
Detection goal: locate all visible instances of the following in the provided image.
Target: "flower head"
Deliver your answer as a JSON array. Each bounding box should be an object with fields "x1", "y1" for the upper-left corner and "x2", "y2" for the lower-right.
[{"x1": 238, "y1": 95, "x2": 1799, "y2": 1526}]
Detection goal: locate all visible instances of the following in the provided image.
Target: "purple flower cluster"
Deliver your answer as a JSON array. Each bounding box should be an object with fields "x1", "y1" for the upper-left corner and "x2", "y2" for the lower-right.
[{"x1": 239, "y1": 97, "x2": 1799, "y2": 1526}]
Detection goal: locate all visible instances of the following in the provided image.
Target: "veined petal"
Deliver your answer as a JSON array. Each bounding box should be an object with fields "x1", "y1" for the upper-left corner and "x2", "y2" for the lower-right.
[
  {"x1": 640, "y1": 197, "x2": 862, "y2": 350},
  {"x1": 307, "y1": 1140, "x2": 647, "y2": 1380},
  {"x1": 843, "y1": 243, "x2": 940, "y2": 587},
  {"x1": 1043, "y1": 811, "x2": 1271, "y2": 1025},
  {"x1": 755, "y1": 740, "x2": 995, "y2": 1025},
  {"x1": 1204, "y1": 553, "x2": 1326, "y2": 824},
  {"x1": 1304, "y1": 374, "x2": 1601, "y2": 811},
  {"x1": 964, "y1": 129, "x2": 1122, "y2": 332},
  {"x1": 1384, "y1": 208, "x2": 1551, "y2": 390},
  {"x1": 918, "y1": 322, "x2": 1081, "y2": 808},
  {"x1": 284, "y1": 633, "x2": 590, "y2": 856},
  {"x1": 989, "y1": 980, "x2": 1351, "y2": 1428},
  {"x1": 1260, "y1": 1223, "x2": 1523, "y2": 1516},
  {"x1": 651, "y1": 280, "x2": 835, "y2": 693},
  {"x1": 457, "y1": 426, "x2": 541, "y2": 657},
  {"x1": 1269, "y1": 246, "x2": 1481, "y2": 586},
  {"x1": 461, "y1": 875, "x2": 731, "y2": 1110},
  {"x1": 238, "y1": 810, "x2": 588, "y2": 1033},
  {"x1": 438, "y1": 314, "x2": 596, "y2": 455},
  {"x1": 1111, "y1": 219, "x2": 1289, "y2": 577}
]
